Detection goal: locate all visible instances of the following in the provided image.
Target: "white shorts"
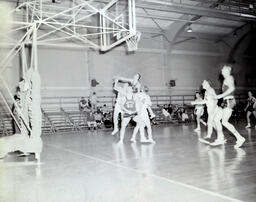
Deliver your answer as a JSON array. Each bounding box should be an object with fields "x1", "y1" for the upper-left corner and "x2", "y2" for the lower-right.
[{"x1": 195, "y1": 108, "x2": 204, "y2": 116}]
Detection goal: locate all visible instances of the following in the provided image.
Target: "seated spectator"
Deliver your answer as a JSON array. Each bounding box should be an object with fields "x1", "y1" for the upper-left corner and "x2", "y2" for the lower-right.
[
  {"x1": 170, "y1": 104, "x2": 179, "y2": 119},
  {"x1": 87, "y1": 111, "x2": 97, "y2": 130},
  {"x1": 101, "y1": 104, "x2": 108, "y2": 115},
  {"x1": 79, "y1": 97, "x2": 90, "y2": 111},
  {"x1": 94, "y1": 111, "x2": 103, "y2": 127},
  {"x1": 162, "y1": 107, "x2": 171, "y2": 119},
  {"x1": 180, "y1": 108, "x2": 189, "y2": 122},
  {"x1": 103, "y1": 111, "x2": 113, "y2": 128},
  {"x1": 167, "y1": 104, "x2": 173, "y2": 115}
]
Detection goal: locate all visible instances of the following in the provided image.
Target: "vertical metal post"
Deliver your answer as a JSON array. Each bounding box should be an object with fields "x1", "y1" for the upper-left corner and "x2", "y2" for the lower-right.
[
  {"x1": 128, "y1": 0, "x2": 132, "y2": 31},
  {"x1": 132, "y1": 0, "x2": 136, "y2": 32},
  {"x1": 39, "y1": 0, "x2": 42, "y2": 20},
  {"x1": 73, "y1": 0, "x2": 76, "y2": 33},
  {"x1": 102, "y1": 14, "x2": 107, "y2": 48},
  {"x1": 32, "y1": 22, "x2": 38, "y2": 71},
  {"x1": 100, "y1": 14, "x2": 103, "y2": 48},
  {"x1": 21, "y1": 44, "x2": 26, "y2": 77},
  {"x1": 26, "y1": 1, "x2": 29, "y2": 26}
]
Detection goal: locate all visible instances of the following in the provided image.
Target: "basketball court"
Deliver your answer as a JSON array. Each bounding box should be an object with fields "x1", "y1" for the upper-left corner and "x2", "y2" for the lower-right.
[{"x1": 1, "y1": 0, "x2": 256, "y2": 202}]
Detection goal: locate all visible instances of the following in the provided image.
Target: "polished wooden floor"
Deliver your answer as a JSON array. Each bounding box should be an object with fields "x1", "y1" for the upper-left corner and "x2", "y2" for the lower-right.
[{"x1": 1, "y1": 122, "x2": 256, "y2": 202}]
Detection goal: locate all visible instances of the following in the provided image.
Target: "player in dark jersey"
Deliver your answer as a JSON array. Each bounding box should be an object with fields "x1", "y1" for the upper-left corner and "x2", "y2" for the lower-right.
[
  {"x1": 114, "y1": 73, "x2": 155, "y2": 119},
  {"x1": 216, "y1": 65, "x2": 245, "y2": 148},
  {"x1": 244, "y1": 91, "x2": 256, "y2": 128},
  {"x1": 118, "y1": 86, "x2": 146, "y2": 144}
]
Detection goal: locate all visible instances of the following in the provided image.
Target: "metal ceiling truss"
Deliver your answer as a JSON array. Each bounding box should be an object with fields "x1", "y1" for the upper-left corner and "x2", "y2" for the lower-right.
[
  {"x1": 8, "y1": 0, "x2": 138, "y2": 51},
  {"x1": 138, "y1": 0, "x2": 256, "y2": 21},
  {"x1": 137, "y1": 0, "x2": 256, "y2": 22}
]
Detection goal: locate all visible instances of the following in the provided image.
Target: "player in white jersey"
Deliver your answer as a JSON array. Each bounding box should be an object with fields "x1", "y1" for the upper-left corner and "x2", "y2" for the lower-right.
[
  {"x1": 192, "y1": 80, "x2": 225, "y2": 145},
  {"x1": 193, "y1": 92, "x2": 207, "y2": 131},
  {"x1": 216, "y1": 65, "x2": 245, "y2": 148},
  {"x1": 111, "y1": 79, "x2": 128, "y2": 135},
  {"x1": 130, "y1": 86, "x2": 155, "y2": 143}
]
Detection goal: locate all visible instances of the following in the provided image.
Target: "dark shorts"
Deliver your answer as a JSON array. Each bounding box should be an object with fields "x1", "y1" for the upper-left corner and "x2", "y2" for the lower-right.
[
  {"x1": 247, "y1": 106, "x2": 255, "y2": 112},
  {"x1": 123, "y1": 112, "x2": 138, "y2": 118}
]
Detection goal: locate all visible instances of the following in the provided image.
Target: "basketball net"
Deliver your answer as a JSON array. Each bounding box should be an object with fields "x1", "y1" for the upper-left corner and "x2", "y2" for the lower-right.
[{"x1": 125, "y1": 31, "x2": 141, "y2": 52}]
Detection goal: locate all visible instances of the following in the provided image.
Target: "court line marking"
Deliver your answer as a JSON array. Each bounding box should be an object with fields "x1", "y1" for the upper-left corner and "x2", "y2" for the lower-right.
[{"x1": 46, "y1": 143, "x2": 243, "y2": 202}]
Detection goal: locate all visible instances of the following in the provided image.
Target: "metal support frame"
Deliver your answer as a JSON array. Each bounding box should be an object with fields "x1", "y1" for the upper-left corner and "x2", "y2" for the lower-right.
[
  {"x1": 0, "y1": 21, "x2": 36, "y2": 134},
  {"x1": 137, "y1": 0, "x2": 256, "y2": 22},
  {"x1": 0, "y1": 0, "x2": 138, "y2": 139},
  {"x1": 2, "y1": 0, "x2": 138, "y2": 51}
]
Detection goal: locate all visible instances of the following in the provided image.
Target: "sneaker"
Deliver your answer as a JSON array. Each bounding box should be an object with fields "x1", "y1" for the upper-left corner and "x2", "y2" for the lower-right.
[
  {"x1": 130, "y1": 138, "x2": 136, "y2": 143},
  {"x1": 234, "y1": 137, "x2": 246, "y2": 148},
  {"x1": 202, "y1": 122, "x2": 207, "y2": 126},
  {"x1": 203, "y1": 136, "x2": 211, "y2": 140},
  {"x1": 111, "y1": 129, "x2": 118, "y2": 136},
  {"x1": 146, "y1": 138, "x2": 156, "y2": 144},
  {"x1": 245, "y1": 124, "x2": 251, "y2": 128},
  {"x1": 194, "y1": 128, "x2": 200, "y2": 132},
  {"x1": 140, "y1": 138, "x2": 148, "y2": 143}
]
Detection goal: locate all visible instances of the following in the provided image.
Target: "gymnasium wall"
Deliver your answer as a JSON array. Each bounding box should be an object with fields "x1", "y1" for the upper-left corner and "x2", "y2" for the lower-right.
[
  {"x1": 4, "y1": 32, "x2": 255, "y2": 100},
  {"x1": 38, "y1": 36, "x2": 166, "y2": 97},
  {"x1": 164, "y1": 39, "x2": 225, "y2": 95},
  {"x1": 37, "y1": 35, "x2": 227, "y2": 98},
  {"x1": 38, "y1": 47, "x2": 90, "y2": 97}
]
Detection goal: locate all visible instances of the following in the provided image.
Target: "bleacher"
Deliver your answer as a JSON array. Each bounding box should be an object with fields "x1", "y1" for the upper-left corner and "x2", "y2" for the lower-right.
[
  {"x1": 0, "y1": 110, "x2": 14, "y2": 136},
  {"x1": 0, "y1": 94, "x2": 248, "y2": 136}
]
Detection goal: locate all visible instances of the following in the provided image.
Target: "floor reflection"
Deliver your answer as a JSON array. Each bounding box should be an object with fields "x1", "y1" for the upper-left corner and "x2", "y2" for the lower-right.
[
  {"x1": 111, "y1": 142, "x2": 156, "y2": 202},
  {"x1": 246, "y1": 128, "x2": 252, "y2": 145},
  {"x1": 208, "y1": 146, "x2": 246, "y2": 192},
  {"x1": 112, "y1": 142, "x2": 155, "y2": 172}
]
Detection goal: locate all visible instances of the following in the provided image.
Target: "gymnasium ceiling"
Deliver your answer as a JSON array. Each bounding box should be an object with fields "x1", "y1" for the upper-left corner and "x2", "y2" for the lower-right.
[
  {"x1": 7, "y1": 0, "x2": 256, "y2": 42},
  {"x1": 135, "y1": 0, "x2": 256, "y2": 41}
]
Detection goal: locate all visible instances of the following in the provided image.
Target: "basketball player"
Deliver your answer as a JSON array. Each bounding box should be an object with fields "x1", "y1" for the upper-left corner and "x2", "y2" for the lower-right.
[
  {"x1": 193, "y1": 92, "x2": 207, "y2": 131},
  {"x1": 111, "y1": 78, "x2": 128, "y2": 135},
  {"x1": 118, "y1": 86, "x2": 146, "y2": 144},
  {"x1": 244, "y1": 91, "x2": 256, "y2": 128},
  {"x1": 216, "y1": 65, "x2": 245, "y2": 148},
  {"x1": 130, "y1": 86, "x2": 155, "y2": 143},
  {"x1": 115, "y1": 73, "x2": 155, "y2": 119},
  {"x1": 116, "y1": 73, "x2": 142, "y2": 93},
  {"x1": 191, "y1": 80, "x2": 225, "y2": 145}
]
